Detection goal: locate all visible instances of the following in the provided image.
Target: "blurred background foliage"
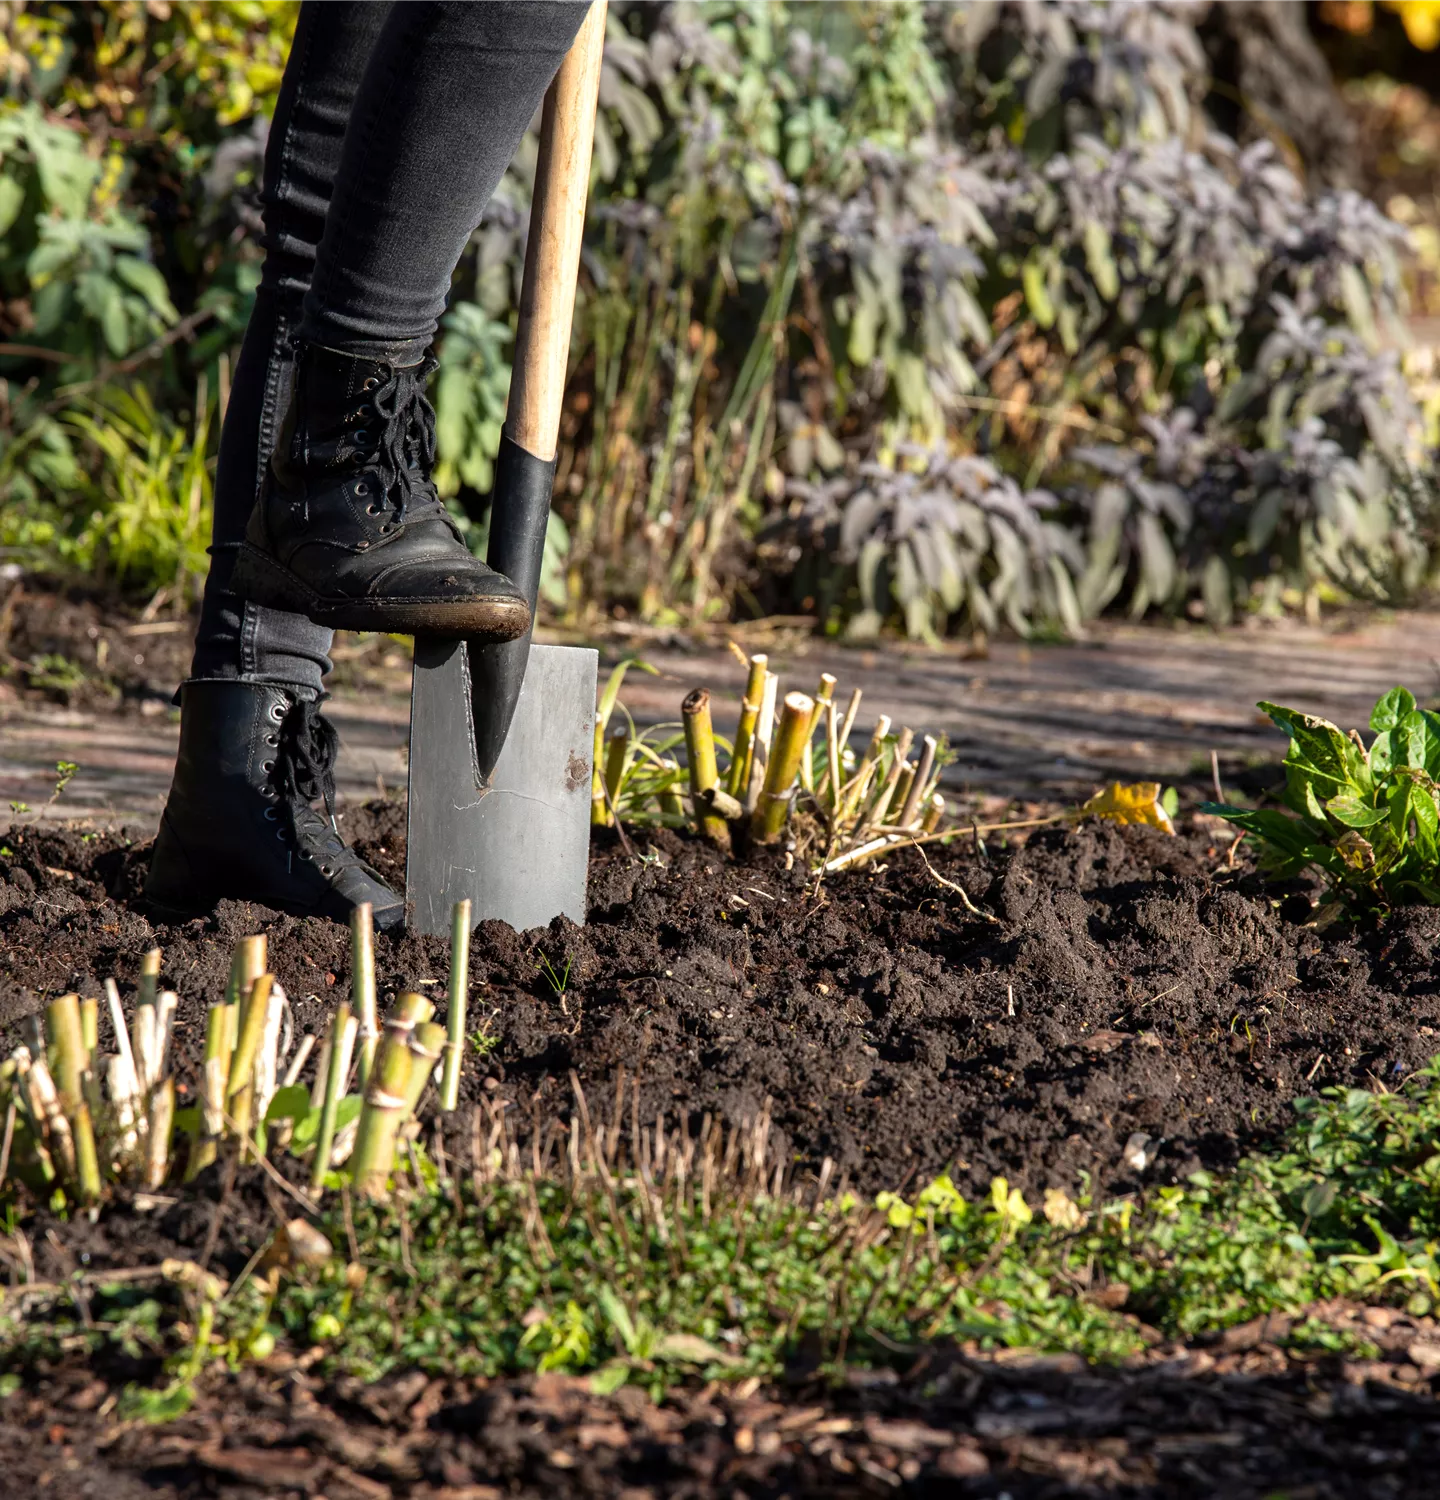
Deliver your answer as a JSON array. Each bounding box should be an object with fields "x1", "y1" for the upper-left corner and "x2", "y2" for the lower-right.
[{"x1": 0, "y1": 0, "x2": 1437, "y2": 640}]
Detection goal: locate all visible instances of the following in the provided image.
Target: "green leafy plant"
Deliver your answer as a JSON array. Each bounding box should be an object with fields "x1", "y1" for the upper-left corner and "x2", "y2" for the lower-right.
[{"x1": 1205, "y1": 687, "x2": 1440, "y2": 910}]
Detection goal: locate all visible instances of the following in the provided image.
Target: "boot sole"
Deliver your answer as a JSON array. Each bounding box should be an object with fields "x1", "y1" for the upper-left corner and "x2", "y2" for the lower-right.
[{"x1": 232, "y1": 544, "x2": 532, "y2": 639}]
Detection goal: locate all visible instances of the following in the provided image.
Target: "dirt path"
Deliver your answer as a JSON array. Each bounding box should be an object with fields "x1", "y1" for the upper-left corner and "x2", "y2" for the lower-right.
[{"x1": 5, "y1": 609, "x2": 1440, "y2": 826}]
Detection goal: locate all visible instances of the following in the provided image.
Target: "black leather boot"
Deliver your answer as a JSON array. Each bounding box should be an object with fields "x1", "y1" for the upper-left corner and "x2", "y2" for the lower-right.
[
  {"x1": 146, "y1": 680, "x2": 404, "y2": 931},
  {"x1": 231, "y1": 345, "x2": 531, "y2": 638}
]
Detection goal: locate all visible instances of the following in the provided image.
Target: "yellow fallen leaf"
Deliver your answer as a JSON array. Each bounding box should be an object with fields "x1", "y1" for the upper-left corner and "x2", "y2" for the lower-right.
[
  {"x1": 1078, "y1": 781, "x2": 1175, "y2": 835},
  {"x1": 1385, "y1": 0, "x2": 1440, "y2": 49}
]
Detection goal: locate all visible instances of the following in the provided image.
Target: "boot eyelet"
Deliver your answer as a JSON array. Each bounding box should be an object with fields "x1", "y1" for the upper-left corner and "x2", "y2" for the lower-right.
[
  {"x1": 268, "y1": 703, "x2": 284, "y2": 723},
  {"x1": 261, "y1": 759, "x2": 275, "y2": 773},
  {"x1": 356, "y1": 540, "x2": 370, "y2": 550},
  {"x1": 354, "y1": 428, "x2": 369, "y2": 444},
  {"x1": 355, "y1": 480, "x2": 369, "y2": 496},
  {"x1": 366, "y1": 504, "x2": 379, "y2": 516},
  {"x1": 265, "y1": 734, "x2": 278, "y2": 747},
  {"x1": 362, "y1": 376, "x2": 380, "y2": 391},
  {"x1": 263, "y1": 807, "x2": 277, "y2": 821},
  {"x1": 320, "y1": 864, "x2": 333, "y2": 877}
]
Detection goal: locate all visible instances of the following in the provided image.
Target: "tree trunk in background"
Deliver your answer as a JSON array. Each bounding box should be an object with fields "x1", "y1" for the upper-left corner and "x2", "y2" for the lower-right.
[{"x1": 1200, "y1": 0, "x2": 1360, "y2": 190}]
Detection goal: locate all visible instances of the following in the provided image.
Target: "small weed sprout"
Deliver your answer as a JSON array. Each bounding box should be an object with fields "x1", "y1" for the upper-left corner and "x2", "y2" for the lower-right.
[
  {"x1": 50, "y1": 761, "x2": 78, "y2": 803},
  {"x1": 537, "y1": 953, "x2": 572, "y2": 998},
  {"x1": 468, "y1": 1018, "x2": 501, "y2": 1059}
]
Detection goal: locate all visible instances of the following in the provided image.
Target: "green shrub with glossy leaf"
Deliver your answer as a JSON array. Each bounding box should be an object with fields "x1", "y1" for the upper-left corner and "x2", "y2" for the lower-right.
[{"x1": 1205, "y1": 686, "x2": 1440, "y2": 910}]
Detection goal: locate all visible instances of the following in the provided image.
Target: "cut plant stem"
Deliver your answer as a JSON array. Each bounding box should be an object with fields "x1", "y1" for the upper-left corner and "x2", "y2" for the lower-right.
[
  {"x1": 402, "y1": 1021, "x2": 447, "y2": 1120},
  {"x1": 45, "y1": 994, "x2": 86, "y2": 1104},
  {"x1": 227, "y1": 973, "x2": 274, "y2": 1147},
  {"x1": 252, "y1": 980, "x2": 286, "y2": 1149},
  {"x1": 137, "y1": 947, "x2": 161, "y2": 1010},
  {"x1": 26, "y1": 1053, "x2": 76, "y2": 1181},
  {"x1": 282, "y1": 1034, "x2": 316, "y2": 1089},
  {"x1": 660, "y1": 785, "x2": 686, "y2": 822},
  {"x1": 71, "y1": 1100, "x2": 101, "y2": 1204},
  {"x1": 601, "y1": 727, "x2": 628, "y2": 826},
  {"x1": 227, "y1": 936, "x2": 266, "y2": 1009},
  {"x1": 351, "y1": 903, "x2": 378, "y2": 1090},
  {"x1": 79, "y1": 998, "x2": 98, "y2": 1056},
  {"x1": 802, "y1": 673, "x2": 837, "y2": 791},
  {"x1": 351, "y1": 1021, "x2": 415, "y2": 1200},
  {"x1": 13, "y1": 1053, "x2": 55, "y2": 1185},
  {"x1": 825, "y1": 700, "x2": 843, "y2": 815},
  {"x1": 682, "y1": 688, "x2": 730, "y2": 845},
  {"x1": 746, "y1": 671, "x2": 779, "y2": 813},
  {"x1": 837, "y1": 688, "x2": 863, "y2": 757},
  {"x1": 145, "y1": 1078, "x2": 174, "y2": 1190},
  {"x1": 440, "y1": 898, "x2": 473, "y2": 1112},
  {"x1": 922, "y1": 794, "x2": 945, "y2": 834},
  {"x1": 728, "y1": 654, "x2": 767, "y2": 799},
  {"x1": 892, "y1": 762, "x2": 916, "y2": 825},
  {"x1": 310, "y1": 1002, "x2": 352, "y2": 1194},
  {"x1": 187, "y1": 1007, "x2": 229, "y2": 1181},
  {"x1": 866, "y1": 727, "x2": 915, "y2": 831},
  {"x1": 104, "y1": 1053, "x2": 137, "y2": 1157},
  {"x1": 156, "y1": 990, "x2": 178, "y2": 1080},
  {"x1": 753, "y1": 691, "x2": 815, "y2": 843},
  {"x1": 900, "y1": 735, "x2": 939, "y2": 830},
  {"x1": 840, "y1": 715, "x2": 890, "y2": 821}
]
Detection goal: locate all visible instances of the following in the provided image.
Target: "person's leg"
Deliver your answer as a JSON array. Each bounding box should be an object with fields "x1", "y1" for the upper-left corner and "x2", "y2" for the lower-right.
[
  {"x1": 303, "y1": 1, "x2": 590, "y2": 360},
  {"x1": 190, "y1": 0, "x2": 393, "y2": 694},
  {"x1": 230, "y1": 2, "x2": 588, "y2": 638},
  {"x1": 151, "y1": 2, "x2": 402, "y2": 930}
]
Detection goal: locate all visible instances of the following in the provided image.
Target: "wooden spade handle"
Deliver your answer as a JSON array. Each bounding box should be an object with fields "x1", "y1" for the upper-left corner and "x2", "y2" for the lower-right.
[{"x1": 506, "y1": 0, "x2": 607, "y2": 463}]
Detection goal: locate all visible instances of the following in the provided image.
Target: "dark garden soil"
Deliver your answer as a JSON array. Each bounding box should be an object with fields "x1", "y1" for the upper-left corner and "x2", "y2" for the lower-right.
[
  {"x1": 6, "y1": 808, "x2": 1440, "y2": 1494},
  {"x1": 4, "y1": 804, "x2": 1440, "y2": 1222},
  {"x1": 6, "y1": 1304, "x2": 1440, "y2": 1499}
]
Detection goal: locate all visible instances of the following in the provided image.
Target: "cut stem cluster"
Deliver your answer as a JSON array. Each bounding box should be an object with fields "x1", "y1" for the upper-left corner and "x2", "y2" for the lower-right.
[
  {"x1": 592, "y1": 653, "x2": 949, "y2": 865},
  {"x1": 3, "y1": 899, "x2": 479, "y2": 1209}
]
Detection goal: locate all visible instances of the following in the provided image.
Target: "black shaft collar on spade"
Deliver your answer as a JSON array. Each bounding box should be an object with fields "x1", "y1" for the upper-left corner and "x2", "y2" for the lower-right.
[{"x1": 463, "y1": 428, "x2": 557, "y2": 787}]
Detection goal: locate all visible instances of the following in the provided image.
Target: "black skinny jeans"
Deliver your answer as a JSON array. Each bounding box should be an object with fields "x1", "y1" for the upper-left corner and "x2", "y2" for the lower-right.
[{"x1": 189, "y1": 0, "x2": 588, "y2": 694}]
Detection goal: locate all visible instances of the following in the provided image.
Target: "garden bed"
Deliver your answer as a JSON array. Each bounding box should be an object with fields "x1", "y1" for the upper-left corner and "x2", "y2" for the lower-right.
[
  {"x1": 6, "y1": 1311, "x2": 1440, "y2": 1499},
  {"x1": 6, "y1": 808, "x2": 1440, "y2": 1495},
  {"x1": 3, "y1": 807, "x2": 1439, "y2": 1247}
]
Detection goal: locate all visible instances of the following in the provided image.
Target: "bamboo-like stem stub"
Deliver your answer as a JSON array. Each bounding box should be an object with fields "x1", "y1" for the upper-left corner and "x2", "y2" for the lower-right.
[
  {"x1": 79, "y1": 998, "x2": 98, "y2": 1057},
  {"x1": 745, "y1": 671, "x2": 779, "y2": 812},
  {"x1": 45, "y1": 993, "x2": 86, "y2": 1105},
  {"x1": 402, "y1": 1021, "x2": 447, "y2": 1121},
  {"x1": 227, "y1": 973, "x2": 274, "y2": 1146},
  {"x1": 72, "y1": 1100, "x2": 101, "y2": 1204},
  {"x1": 899, "y1": 734, "x2": 938, "y2": 830},
  {"x1": 752, "y1": 691, "x2": 815, "y2": 843},
  {"x1": 137, "y1": 947, "x2": 162, "y2": 1010},
  {"x1": 351, "y1": 1029, "x2": 414, "y2": 1200},
  {"x1": 310, "y1": 1003, "x2": 352, "y2": 1194},
  {"x1": 727, "y1": 654, "x2": 768, "y2": 799},
  {"x1": 351, "y1": 902, "x2": 378, "y2": 1089},
  {"x1": 227, "y1": 936, "x2": 266, "y2": 1009},
  {"x1": 439, "y1": 899, "x2": 472, "y2": 1112},
  {"x1": 145, "y1": 1079, "x2": 174, "y2": 1191},
  {"x1": 601, "y1": 727, "x2": 628, "y2": 826},
  {"x1": 682, "y1": 688, "x2": 730, "y2": 845},
  {"x1": 922, "y1": 793, "x2": 946, "y2": 834}
]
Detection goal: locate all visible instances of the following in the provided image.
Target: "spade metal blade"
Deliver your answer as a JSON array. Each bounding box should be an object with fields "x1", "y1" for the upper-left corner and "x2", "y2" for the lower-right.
[{"x1": 406, "y1": 640, "x2": 596, "y2": 935}]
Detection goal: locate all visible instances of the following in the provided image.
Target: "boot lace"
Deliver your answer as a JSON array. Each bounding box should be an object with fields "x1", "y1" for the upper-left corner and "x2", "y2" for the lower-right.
[
  {"x1": 364, "y1": 359, "x2": 445, "y2": 523},
  {"x1": 274, "y1": 696, "x2": 342, "y2": 846}
]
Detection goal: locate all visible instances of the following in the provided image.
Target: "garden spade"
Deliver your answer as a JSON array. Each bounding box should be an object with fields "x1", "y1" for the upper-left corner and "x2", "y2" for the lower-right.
[{"x1": 405, "y1": 1, "x2": 607, "y2": 936}]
